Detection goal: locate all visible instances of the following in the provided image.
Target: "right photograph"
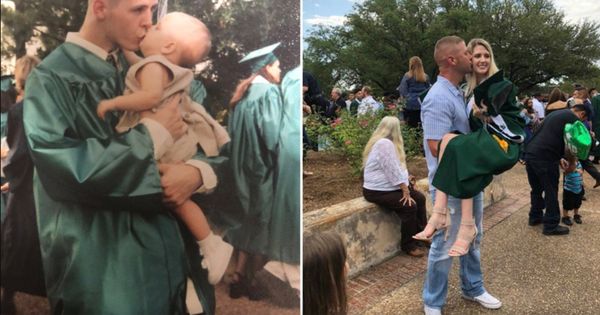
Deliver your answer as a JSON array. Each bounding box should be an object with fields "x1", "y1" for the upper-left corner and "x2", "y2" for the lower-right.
[{"x1": 302, "y1": 0, "x2": 600, "y2": 314}]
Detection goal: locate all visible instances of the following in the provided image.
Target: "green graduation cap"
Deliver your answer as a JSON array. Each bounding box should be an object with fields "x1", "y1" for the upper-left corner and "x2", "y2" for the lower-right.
[
  {"x1": 239, "y1": 42, "x2": 281, "y2": 73},
  {"x1": 564, "y1": 120, "x2": 592, "y2": 160}
]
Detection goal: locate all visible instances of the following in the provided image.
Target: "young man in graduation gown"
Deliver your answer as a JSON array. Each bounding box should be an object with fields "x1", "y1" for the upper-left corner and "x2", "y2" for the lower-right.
[{"x1": 23, "y1": 1, "x2": 227, "y2": 314}]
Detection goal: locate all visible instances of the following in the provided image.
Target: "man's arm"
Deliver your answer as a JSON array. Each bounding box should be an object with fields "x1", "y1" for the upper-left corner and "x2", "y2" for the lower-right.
[
  {"x1": 24, "y1": 70, "x2": 183, "y2": 211},
  {"x1": 428, "y1": 139, "x2": 440, "y2": 157},
  {"x1": 421, "y1": 92, "x2": 453, "y2": 158},
  {"x1": 97, "y1": 62, "x2": 168, "y2": 119}
]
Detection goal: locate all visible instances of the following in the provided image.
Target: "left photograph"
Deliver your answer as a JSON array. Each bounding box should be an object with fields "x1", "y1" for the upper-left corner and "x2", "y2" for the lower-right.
[{"x1": 0, "y1": 0, "x2": 301, "y2": 314}]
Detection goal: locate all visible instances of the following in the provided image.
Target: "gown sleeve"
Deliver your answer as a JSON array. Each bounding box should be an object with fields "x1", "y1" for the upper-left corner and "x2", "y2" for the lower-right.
[
  {"x1": 24, "y1": 69, "x2": 164, "y2": 211},
  {"x1": 257, "y1": 85, "x2": 283, "y2": 153}
]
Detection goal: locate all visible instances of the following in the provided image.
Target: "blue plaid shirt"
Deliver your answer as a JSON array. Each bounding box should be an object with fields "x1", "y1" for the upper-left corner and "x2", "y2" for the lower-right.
[{"x1": 421, "y1": 75, "x2": 471, "y2": 194}]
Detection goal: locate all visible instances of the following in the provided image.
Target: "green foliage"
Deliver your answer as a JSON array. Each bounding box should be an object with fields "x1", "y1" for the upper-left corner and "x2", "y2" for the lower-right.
[
  {"x1": 1, "y1": 0, "x2": 300, "y2": 115},
  {"x1": 303, "y1": 0, "x2": 600, "y2": 95},
  {"x1": 172, "y1": 0, "x2": 300, "y2": 114},
  {"x1": 1, "y1": 0, "x2": 85, "y2": 61},
  {"x1": 305, "y1": 101, "x2": 423, "y2": 176}
]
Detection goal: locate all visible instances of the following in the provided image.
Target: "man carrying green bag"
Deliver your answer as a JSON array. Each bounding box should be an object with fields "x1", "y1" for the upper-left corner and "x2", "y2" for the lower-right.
[{"x1": 524, "y1": 105, "x2": 592, "y2": 236}]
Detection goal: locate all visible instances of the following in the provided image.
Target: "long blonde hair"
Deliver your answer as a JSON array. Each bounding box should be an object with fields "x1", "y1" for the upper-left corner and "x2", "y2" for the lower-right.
[
  {"x1": 406, "y1": 56, "x2": 427, "y2": 83},
  {"x1": 362, "y1": 116, "x2": 407, "y2": 170},
  {"x1": 464, "y1": 38, "x2": 499, "y2": 97}
]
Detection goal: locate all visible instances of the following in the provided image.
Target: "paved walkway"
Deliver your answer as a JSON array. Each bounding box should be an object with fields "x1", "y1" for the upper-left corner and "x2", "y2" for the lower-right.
[{"x1": 348, "y1": 164, "x2": 600, "y2": 314}]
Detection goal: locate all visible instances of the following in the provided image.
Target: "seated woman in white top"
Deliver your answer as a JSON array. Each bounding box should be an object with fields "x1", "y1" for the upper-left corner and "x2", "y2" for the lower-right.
[{"x1": 362, "y1": 116, "x2": 428, "y2": 257}]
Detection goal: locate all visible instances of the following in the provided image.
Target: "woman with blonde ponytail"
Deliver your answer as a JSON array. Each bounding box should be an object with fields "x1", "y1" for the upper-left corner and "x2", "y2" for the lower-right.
[{"x1": 362, "y1": 116, "x2": 429, "y2": 257}]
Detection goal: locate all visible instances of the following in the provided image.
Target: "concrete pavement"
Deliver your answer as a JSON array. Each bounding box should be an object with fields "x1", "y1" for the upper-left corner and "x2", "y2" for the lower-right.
[{"x1": 361, "y1": 164, "x2": 600, "y2": 314}]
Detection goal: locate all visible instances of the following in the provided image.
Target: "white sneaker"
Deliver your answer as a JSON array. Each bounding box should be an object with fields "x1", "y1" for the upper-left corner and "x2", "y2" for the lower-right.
[
  {"x1": 462, "y1": 291, "x2": 502, "y2": 309},
  {"x1": 424, "y1": 305, "x2": 442, "y2": 315},
  {"x1": 198, "y1": 233, "x2": 234, "y2": 285}
]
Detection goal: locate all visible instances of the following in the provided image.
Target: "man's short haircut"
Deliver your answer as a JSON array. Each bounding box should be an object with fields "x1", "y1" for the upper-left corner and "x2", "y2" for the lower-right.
[
  {"x1": 572, "y1": 104, "x2": 591, "y2": 118},
  {"x1": 332, "y1": 87, "x2": 342, "y2": 95},
  {"x1": 433, "y1": 35, "x2": 464, "y2": 66}
]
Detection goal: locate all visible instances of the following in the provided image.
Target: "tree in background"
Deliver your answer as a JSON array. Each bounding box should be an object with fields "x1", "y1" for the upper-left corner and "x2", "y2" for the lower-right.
[
  {"x1": 303, "y1": 0, "x2": 600, "y2": 96},
  {"x1": 1, "y1": 0, "x2": 85, "y2": 68},
  {"x1": 1, "y1": 0, "x2": 300, "y2": 115}
]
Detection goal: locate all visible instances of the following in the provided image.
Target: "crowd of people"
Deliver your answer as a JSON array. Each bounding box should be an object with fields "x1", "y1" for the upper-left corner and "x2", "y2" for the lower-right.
[
  {"x1": 303, "y1": 35, "x2": 598, "y2": 315},
  {"x1": 2, "y1": 2, "x2": 598, "y2": 315},
  {"x1": 0, "y1": 1, "x2": 299, "y2": 314}
]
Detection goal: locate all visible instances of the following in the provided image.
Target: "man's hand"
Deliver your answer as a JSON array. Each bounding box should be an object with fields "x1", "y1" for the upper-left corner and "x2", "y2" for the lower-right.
[
  {"x1": 158, "y1": 163, "x2": 202, "y2": 208},
  {"x1": 97, "y1": 100, "x2": 115, "y2": 120},
  {"x1": 0, "y1": 182, "x2": 9, "y2": 192},
  {"x1": 141, "y1": 94, "x2": 187, "y2": 141}
]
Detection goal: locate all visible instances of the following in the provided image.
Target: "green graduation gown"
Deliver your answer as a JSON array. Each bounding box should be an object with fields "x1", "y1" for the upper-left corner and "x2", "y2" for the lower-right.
[
  {"x1": 23, "y1": 43, "x2": 219, "y2": 315},
  {"x1": 227, "y1": 77, "x2": 284, "y2": 260},
  {"x1": 268, "y1": 67, "x2": 301, "y2": 264},
  {"x1": 433, "y1": 73, "x2": 525, "y2": 199}
]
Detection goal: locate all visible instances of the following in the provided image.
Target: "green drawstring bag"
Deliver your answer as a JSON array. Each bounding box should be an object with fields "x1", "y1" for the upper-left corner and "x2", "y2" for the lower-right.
[{"x1": 564, "y1": 121, "x2": 592, "y2": 160}]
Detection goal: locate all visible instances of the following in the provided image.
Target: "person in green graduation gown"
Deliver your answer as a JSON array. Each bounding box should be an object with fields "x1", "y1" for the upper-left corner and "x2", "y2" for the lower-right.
[
  {"x1": 226, "y1": 43, "x2": 287, "y2": 299},
  {"x1": 262, "y1": 66, "x2": 301, "y2": 294},
  {"x1": 414, "y1": 38, "x2": 524, "y2": 257},
  {"x1": 23, "y1": 1, "x2": 225, "y2": 314}
]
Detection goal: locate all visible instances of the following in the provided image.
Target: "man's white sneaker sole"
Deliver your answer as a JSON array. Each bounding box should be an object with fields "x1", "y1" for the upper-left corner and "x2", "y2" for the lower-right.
[{"x1": 462, "y1": 294, "x2": 502, "y2": 309}]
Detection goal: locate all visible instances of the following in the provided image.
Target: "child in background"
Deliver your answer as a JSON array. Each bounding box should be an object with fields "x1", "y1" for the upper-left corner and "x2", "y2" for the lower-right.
[
  {"x1": 97, "y1": 12, "x2": 232, "y2": 285},
  {"x1": 303, "y1": 231, "x2": 348, "y2": 315},
  {"x1": 561, "y1": 150, "x2": 584, "y2": 225}
]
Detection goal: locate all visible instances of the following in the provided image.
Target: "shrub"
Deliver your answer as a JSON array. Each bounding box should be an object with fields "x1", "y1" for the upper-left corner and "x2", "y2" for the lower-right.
[{"x1": 305, "y1": 100, "x2": 424, "y2": 176}]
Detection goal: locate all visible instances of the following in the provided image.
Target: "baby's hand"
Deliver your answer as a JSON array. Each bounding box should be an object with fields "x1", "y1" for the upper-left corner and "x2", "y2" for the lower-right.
[{"x1": 97, "y1": 100, "x2": 114, "y2": 120}]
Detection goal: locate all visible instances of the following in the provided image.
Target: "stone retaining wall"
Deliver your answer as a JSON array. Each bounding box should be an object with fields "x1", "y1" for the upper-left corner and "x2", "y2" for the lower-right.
[{"x1": 303, "y1": 175, "x2": 507, "y2": 277}]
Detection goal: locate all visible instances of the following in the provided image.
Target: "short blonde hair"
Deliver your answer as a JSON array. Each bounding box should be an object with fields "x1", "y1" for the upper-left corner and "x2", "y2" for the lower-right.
[{"x1": 433, "y1": 35, "x2": 464, "y2": 67}]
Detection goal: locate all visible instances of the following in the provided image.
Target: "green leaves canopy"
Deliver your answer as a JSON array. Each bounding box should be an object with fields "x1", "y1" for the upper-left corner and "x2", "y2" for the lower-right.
[
  {"x1": 303, "y1": 0, "x2": 600, "y2": 95},
  {"x1": 1, "y1": 0, "x2": 300, "y2": 114}
]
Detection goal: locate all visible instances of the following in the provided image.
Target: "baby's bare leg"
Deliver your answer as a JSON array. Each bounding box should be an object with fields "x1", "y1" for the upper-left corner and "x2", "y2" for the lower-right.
[
  {"x1": 173, "y1": 199, "x2": 211, "y2": 241},
  {"x1": 174, "y1": 200, "x2": 233, "y2": 284}
]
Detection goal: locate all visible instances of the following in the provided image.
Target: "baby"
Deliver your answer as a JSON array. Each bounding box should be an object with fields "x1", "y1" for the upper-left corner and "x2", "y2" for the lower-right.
[{"x1": 97, "y1": 12, "x2": 232, "y2": 285}]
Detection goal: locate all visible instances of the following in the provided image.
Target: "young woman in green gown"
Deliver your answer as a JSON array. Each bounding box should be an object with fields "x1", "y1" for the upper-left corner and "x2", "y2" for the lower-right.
[
  {"x1": 414, "y1": 38, "x2": 524, "y2": 256},
  {"x1": 226, "y1": 43, "x2": 287, "y2": 299}
]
